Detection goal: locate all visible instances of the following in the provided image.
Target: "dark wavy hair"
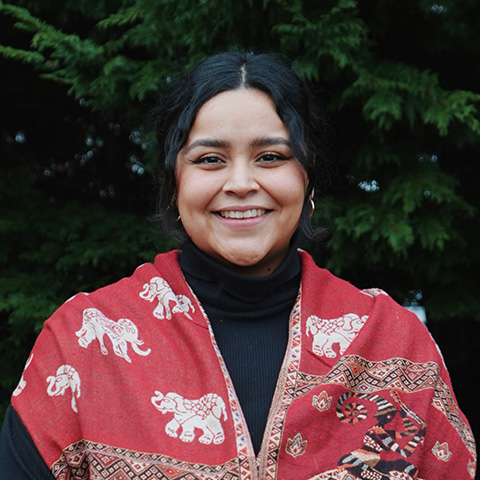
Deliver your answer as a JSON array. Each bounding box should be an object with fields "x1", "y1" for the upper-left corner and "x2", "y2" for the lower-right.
[{"x1": 151, "y1": 51, "x2": 333, "y2": 242}]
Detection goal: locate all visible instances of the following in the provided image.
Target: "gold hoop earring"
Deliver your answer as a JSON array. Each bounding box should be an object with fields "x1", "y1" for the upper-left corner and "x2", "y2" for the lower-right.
[{"x1": 308, "y1": 188, "x2": 316, "y2": 217}]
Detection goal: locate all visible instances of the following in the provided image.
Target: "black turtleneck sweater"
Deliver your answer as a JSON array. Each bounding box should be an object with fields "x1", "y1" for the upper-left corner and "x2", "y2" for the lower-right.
[{"x1": 179, "y1": 240, "x2": 301, "y2": 454}]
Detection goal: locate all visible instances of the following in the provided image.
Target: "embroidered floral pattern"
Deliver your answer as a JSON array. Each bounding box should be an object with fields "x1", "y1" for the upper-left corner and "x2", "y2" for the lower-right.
[
  {"x1": 312, "y1": 390, "x2": 332, "y2": 412},
  {"x1": 335, "y1": 391, "x2": 426, "y2": 478},
  {"x1": 275, "y1": 355, "x2": 475, "y2": 479},
  {"x1": 432, "y1": 441, "x2": 452, "y2": 462},
  {"x1": 285, "y1": 433, "x2": 307, "y2": 458}
]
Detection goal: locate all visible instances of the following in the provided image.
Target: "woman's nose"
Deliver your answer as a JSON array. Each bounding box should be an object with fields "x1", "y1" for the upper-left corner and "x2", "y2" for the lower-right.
[{"x1": 222, "y1": 161, "x2": 260, "y2": 197}]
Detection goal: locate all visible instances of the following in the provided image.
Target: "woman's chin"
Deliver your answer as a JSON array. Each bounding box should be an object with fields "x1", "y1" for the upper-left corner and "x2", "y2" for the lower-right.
[{"x1": 209, "y1": 246, "x2": 287, "y2": 277}]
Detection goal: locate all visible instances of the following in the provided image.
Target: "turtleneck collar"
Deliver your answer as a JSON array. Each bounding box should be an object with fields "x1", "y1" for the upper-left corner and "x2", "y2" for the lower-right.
[{"x1": 179, "y1": 234, "x2": 301, "y2": 309}]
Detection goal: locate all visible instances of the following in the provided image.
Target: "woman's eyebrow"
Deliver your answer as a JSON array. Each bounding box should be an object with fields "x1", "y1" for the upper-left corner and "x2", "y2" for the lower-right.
[
  {"x1": 249, "y1": 137, "x2": 291, "y2": 148},
  {"x1": 184, "y1": 138, "x2": 230, "y2": 154},
  {"x1": 183, "y1": 136, "x2": 291, "y2": 154}
]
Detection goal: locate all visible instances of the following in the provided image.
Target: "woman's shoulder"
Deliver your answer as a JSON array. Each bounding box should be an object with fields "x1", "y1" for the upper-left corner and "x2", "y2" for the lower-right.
[
  {"x1": 298, "y1": 249, "x2": 428, "y2": 338},
  {"x1": 42, "y1": 250, "x2": 183, "y2": 333}
]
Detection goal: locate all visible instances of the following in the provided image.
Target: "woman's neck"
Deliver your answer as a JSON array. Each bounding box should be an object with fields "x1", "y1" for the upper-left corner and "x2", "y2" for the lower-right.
[{"x1": 178, "y1": 234, "x2": 301, "y2": 305}]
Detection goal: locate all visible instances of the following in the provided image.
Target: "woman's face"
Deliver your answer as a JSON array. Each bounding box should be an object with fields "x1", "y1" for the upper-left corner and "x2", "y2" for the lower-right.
[{"x1": 176, "y1": 88, "x2": 308, "y2": 276}]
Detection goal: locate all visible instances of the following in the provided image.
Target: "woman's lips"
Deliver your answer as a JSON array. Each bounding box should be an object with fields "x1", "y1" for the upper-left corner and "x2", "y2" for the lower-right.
[
  {"x1": 213, "y1": 208, "x2": 271, "y2": 228},
  {"x1": 217, "y1": 208, "x2": 268, "y2": 219}
]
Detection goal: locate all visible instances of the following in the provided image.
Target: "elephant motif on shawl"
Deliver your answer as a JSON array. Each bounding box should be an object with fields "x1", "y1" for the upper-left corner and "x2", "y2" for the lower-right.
[
  {"x1": 140, "y1": 276, "x2": 195, "y2": 320},
  {"x1": 13, "y1": 353, "x2": 34, "y2": 397},
  {"x1": 76, "y1": 308, "x2": 151, "y2": 363},
  {"x1": 335, "y1": 391, "x2": 426, "y2": 479},
  {"x1": 306, "y1": 313, "x2": 368, "y2": 358},
  {"x1": 151, "y1": 391, "x2": 227, "y2": 445},
  {"x1": 46, "y1": 365, "x2": 81, "y2": 413}
]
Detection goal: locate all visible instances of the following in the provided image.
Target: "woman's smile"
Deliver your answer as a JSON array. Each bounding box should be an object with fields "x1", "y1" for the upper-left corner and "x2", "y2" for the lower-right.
[
  {"x1": 213, "y1": 207, "x2": 272, "y2": 231},
  {"x1": 175, "y1": 88, "x2": 308, "y2": 276},
  {"x1": 216, "y1": 208, "x2": 269, "y2": 220}
]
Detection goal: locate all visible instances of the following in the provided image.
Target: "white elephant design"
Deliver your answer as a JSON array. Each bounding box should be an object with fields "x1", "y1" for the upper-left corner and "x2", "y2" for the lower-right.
[
  {"x1": 361, "y1": 288, "x2": 388, "y2": 298},
  {"x1": 76, "y1": 308, "x2": 151, "y2": 363},
  {"x1": 140, "y1": 277, "x2": 195, "y2": 320},
  {"x1": 306, "y1": 313, "x2": 368, "y2": 358},
  {"x1": 46, "y1": 365, "x2": 81, "y2": 413},
  {"x1": 151, "y1": 391, "x2": 227, "y2": 445},
  {"x1": 178, "y1": 294, "x2": 195, "y2": 318},
  {"x1": 13, "y1": 354, "x2": 34, "y2": 397}
]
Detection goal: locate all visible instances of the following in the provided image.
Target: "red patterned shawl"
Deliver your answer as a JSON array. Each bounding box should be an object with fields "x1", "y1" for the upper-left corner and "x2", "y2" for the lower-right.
[{"x1": 12, "y1": 250, "x2": 476, "y2": 479}]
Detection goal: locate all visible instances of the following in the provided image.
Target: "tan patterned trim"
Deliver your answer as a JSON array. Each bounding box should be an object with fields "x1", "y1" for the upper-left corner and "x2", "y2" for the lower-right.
[
  {"x1": 431, "y1": 378, "x2": 476, "y2": 460},
  {"x1": 51, "y1": 440, "x2": 240, "y2": 479},
  {"x1": 323, "y1": 355, "x2": 440, "y2": 394},
  {"x1": 262, "y1": 291, "x2": 303, "y2": 480}
]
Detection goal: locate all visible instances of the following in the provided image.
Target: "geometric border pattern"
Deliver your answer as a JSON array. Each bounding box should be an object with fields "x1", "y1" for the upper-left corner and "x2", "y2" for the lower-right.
[
  {"x1": 323, "y1": 355, "x2": 439, "y2": 394},
  {"x1": 262, "y1": 291, "x2": 303, "y2": 480},
  {"x1": 48, "y1": 363, "x2": 476, "y2": 480},
  {"x1": 292, "y1": 355, "x2": 476, "y2": 461},
  {"x1": 51, "y1": 440, "x2": 241, "y2": 480},
  {"x1": 306, "y1": 469, "x2": 424, "y2": 480},
  {"x1": 260, "y1": 354, "x2": 476, "y2": 480},
  {"x1": 323, "y1": 355, "x2": 476, "y2": 460}
]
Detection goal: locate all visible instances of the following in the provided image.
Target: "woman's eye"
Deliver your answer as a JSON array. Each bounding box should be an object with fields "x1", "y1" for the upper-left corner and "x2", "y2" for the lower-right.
[
  {"x1": 258, "y1": 153, "x2": 293, "y2": 163},
  {"x1": 191, "y1": 156, "x2": 224, "y2": 165}
]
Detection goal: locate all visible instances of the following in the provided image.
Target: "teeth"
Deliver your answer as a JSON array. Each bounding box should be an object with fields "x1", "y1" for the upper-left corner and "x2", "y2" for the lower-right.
[{"x1": 219, "y1": 209, "x2": 267, "y2": 219}]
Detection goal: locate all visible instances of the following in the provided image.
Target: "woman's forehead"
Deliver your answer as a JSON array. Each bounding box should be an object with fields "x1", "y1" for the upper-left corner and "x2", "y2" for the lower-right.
[{"x1": 185, "y1": 89, "x2": 289, "y2": 146}]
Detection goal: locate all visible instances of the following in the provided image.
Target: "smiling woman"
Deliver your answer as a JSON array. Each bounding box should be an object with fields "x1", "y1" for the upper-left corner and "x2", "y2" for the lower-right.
[
  {"x1": 1, "y1": 52, "x2": 476, "y2": 480},
  {"x1": 153, "y1": 51, "x2": 331, "y2": 245}
]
